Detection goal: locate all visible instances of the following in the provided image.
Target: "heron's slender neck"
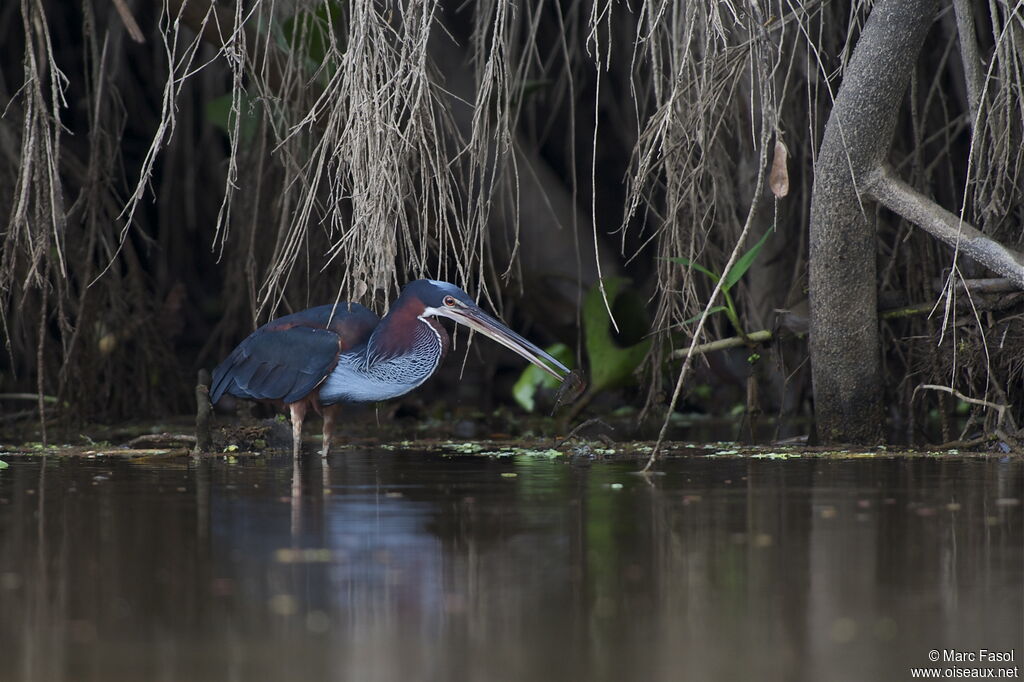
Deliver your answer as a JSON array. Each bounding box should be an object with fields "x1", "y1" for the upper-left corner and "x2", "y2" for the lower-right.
[
  {"x1": 366, "y1": 296, "x2": 449, "y2": 368},
  {"x1": 319, "y1": 311, "x2": 449, "y2": 405},
  {"x1": 318, "y1": 294, "x2": 455, "y2": 405}
]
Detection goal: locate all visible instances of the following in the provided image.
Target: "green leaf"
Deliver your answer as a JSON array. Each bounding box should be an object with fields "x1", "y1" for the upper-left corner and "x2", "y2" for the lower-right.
[
  {"x1": 584, "y1": 278, "x2": 652, "y2": 392},
  {"x1": 693, "y1": 384, "x2": 713, "y2": 400},
  {"x1": 512, "y1": 343, "x2": 575, "y2": 413},
  {"x1": 722, "y1": 230, "x2": 772, "y2": 292},
  {"x1": 205, "y1": 93, "x2": 259, "y2": 144},
  {"x1": 682, "y1": 306, "x2": 728, "y2": 325},
  {"x1": 667, "y1": 257, "x2": 720, "y2": 282},
  {"x1": 282, "y1": 1, "x2": 344, "y2": 68},
  {"x1": 0, "y1": 460, "x2": 8, "y2": 469}
]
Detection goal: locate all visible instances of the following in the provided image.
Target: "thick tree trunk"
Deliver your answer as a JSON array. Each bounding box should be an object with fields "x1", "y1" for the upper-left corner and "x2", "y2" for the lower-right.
[{"x1": 809, "y1": 0, "x2": 939, "y2": 443}]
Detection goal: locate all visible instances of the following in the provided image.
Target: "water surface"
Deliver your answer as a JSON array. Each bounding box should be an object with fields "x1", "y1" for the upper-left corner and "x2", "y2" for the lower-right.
[{"x1": 0, "y1": 451, "x2": 1020, "y2": 681}]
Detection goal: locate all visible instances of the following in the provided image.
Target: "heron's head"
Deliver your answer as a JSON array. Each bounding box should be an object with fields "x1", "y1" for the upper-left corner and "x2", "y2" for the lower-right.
[{"x1": 401, "y1": 279, "x2": 570, "y2": 382}]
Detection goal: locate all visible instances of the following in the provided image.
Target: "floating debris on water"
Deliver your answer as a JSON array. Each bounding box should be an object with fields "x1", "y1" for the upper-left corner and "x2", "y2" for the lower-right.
[
  {"x1": 749, "y1": 452, "x2": 801, "y2": 460},
  {"x1": 446, "y1": 442, "x2": 486, "y2": 454}
]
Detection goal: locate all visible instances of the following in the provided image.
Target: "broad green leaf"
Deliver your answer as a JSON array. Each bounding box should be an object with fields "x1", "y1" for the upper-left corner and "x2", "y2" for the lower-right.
[
  {"x1": 584, "y1": 278, "x2": 652, "y2": 392},
  {"x1": 283, "y1": 1, "x2": 344, "y2": 68},
  {"x1": 512, "y1": 343, "x2": 574, "y2": 413},
  {"x1": 0, "y1": 459, "x2": 8, "y2": 469},
  {"x1": 205, "y1": 93, "x2": 258, "y2": 144},
  {"x1": 722, "y1": 230, "x2": 772, "y2": 291}
]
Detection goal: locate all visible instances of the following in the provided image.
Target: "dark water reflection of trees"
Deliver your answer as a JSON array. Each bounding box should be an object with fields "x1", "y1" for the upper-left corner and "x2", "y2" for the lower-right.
[{"x1": 0, "y1": 453, "x2": 1020, "y2": 682}]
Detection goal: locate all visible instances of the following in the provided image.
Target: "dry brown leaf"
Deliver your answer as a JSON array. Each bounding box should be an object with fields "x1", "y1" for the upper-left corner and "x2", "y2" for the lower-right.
[{"x1": 769, "y1": 138, "x2": 789, "y2": 199}]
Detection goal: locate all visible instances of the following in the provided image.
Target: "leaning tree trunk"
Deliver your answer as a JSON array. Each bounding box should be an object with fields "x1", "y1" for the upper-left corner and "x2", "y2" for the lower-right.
[{"x1": 809, "y1": 0, "x2": 939, "y2": 443}]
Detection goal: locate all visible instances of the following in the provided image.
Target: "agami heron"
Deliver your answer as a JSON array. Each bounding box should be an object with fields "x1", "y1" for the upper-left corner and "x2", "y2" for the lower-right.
[{"x1": 211, "y1": 280, "x2": 571, "y2": 456}]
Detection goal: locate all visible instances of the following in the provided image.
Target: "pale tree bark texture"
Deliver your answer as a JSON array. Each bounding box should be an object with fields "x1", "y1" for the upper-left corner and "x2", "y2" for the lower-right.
[{"x1": 809, "y1": 0, "x2": 939, "y2": 443}]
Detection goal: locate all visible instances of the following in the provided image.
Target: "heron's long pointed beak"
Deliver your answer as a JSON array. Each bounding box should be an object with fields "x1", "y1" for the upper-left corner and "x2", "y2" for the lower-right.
[{"x1": 440, "y1": 304, "x2": 570, "y2": 382}]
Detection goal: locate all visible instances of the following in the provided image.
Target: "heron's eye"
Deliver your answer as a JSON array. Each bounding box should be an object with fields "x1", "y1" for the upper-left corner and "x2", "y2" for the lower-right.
[{"x1": 443, "y1": 296, "x2": 457, "y2": 307}]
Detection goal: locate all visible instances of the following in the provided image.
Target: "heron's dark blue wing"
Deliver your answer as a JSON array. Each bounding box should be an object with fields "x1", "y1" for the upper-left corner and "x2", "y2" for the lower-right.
[
  {"x1": 210, "y1": 326, "x2": 342, "y2": 404},
  {"x1": 210, "y1": 303, "x2": 379, "y2": 405}
]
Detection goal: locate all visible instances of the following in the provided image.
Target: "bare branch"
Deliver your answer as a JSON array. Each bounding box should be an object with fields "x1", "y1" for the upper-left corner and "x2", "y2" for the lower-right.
[
  {"x1": 667, "y1": 329, "x2": 773, "y2": 359},
  {"x1": 952, "y1": 0, "x2": 983, "y2": 127},
  {"x1": 867, "y1": 165, "x2": 1024, "y2": 288},
  {"x1": 913, "y1": 383, "x2": 1007, "y2": 429},
  {"x1": 944, "y1": 278, "x2": 1017, "y2": 294},
  {"x1": 111, "y1": 0, "x2": 145, "y2": 43}
]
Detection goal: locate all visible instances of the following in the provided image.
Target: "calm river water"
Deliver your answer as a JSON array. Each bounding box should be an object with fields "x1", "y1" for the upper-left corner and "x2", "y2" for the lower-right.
[{"x1": 0, "y1": 450, "x2": 1020, "y2": 681}]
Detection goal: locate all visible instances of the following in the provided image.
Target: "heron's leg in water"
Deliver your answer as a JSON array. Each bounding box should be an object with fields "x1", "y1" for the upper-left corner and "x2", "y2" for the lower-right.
[
  {"x1": 289, "y1": 402, "x2": 307, "y2": 458},
  {"x1": 321, "y1": 404, "x2": 341, "y2": 458}
]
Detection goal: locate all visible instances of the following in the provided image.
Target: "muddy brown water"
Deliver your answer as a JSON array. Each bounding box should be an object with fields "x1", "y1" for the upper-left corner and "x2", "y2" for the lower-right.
[{"x1": 0, "y1": 449, "x2": 1020, "y2": 682}]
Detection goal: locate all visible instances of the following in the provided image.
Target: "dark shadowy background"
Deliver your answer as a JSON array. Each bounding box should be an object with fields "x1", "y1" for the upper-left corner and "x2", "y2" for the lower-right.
[{"x1": 1, "y1": 1, "x2": 1022, "y2": 443}]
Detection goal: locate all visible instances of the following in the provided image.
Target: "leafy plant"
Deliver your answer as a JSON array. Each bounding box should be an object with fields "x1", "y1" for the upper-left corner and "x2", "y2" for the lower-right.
[
  {"x1": 281, "y1": 1, "x2": 345, "y2": 77},
  {"x1": 584, "y1": 277, "x2": 652, "y2": 393},
  {"x1": 512, "y1": 278, "x2": 652, "y2": 414},
  {"x1": 512, "y1": 342, "x2": 575, "y2": 413},
  {"x1": 205, "y1": 93, "x2": 258, "y2": 144},
  {"x1": 670, "y1": 230, "x2": 771, "y2": 336}
]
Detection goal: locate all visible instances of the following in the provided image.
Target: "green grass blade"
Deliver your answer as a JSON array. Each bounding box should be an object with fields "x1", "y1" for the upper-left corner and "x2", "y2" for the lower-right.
[
  {"x1": 668, "y1": 257, "x2": 720, "y2": 282},
  {"x1": 682, "y1": 306, "x2": 728, "y2": 325},
  {"x1": 722, "y1": 230, "x2": 772, "y2": 291}
]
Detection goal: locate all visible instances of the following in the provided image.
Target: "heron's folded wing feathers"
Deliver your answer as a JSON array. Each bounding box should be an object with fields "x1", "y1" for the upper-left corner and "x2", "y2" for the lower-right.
[{"x1": 211, "y1": 326, "x2": 341, "y2": 404}]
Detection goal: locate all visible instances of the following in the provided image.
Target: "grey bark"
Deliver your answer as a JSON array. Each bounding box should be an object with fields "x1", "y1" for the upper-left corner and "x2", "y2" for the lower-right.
[
  {"x1": 809, "y1": 0, "x2": 939, "y2": 443},
  {"x1": 867, "y1": 167, "x2": 1024, "y2": 287},
  {"x1": 952, "y1": 0, "x2": 984, "y2": 125}
]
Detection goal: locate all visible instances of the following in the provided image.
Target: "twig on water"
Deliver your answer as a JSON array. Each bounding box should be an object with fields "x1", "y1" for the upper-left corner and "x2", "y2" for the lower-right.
[
  {"x1": 913, "y1": 383, "x2": 1019, "y2": 451},
  {"x1": 556, "y1": 418, "x2": 614, "y2": 447}
]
